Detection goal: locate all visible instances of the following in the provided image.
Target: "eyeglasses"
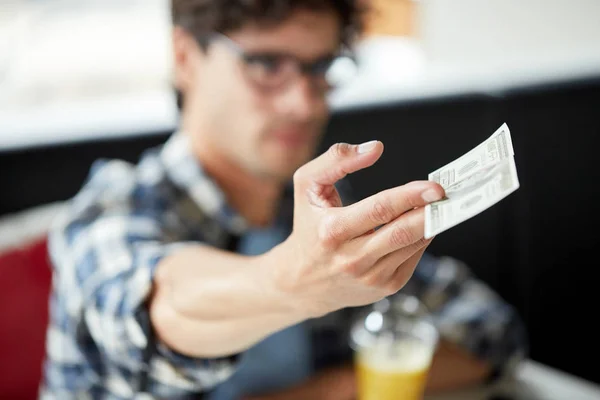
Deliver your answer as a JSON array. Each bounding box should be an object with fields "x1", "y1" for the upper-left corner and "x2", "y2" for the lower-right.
[{"x1": 202, "y1": 33, "x2": 359, "y2": 93}]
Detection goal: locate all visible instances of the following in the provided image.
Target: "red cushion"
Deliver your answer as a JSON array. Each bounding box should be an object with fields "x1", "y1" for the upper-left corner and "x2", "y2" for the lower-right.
[{"x1": 0, "y1": 237, "x2": 52, "y2": 399}]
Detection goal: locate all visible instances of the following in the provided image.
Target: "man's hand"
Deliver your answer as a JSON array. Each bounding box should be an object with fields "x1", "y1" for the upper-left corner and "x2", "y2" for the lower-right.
[{"x1": 265, "y1": 141, "x2": 445, "y2": 317}]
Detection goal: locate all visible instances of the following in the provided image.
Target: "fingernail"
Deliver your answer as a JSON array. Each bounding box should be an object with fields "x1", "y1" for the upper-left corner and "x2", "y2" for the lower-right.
[
  {"x1": 357, "y1": 140, "x2": 378, "y2": 154},
  {"x1": 422, "y1": 188, "x2": 443, "y2": 203}
]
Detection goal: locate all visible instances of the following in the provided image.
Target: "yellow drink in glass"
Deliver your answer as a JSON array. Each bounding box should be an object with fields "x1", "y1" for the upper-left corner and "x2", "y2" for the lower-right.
[
  {"x1": 350, "y1": 295, "x2": 438, "y2": 400},
  {"x1": 356, "y1": 338, "x2": 433, "y2": 400}
]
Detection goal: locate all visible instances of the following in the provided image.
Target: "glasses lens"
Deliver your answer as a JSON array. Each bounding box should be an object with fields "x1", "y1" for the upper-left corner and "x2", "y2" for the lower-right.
[
  {"x1": 325, "y1": 55, "x2": 359, "y2": 88},
  {"x1": 242, "y1": 51, "x2": 359, "y2": 92},
  {"x1": 244, "y1": 55, "x2": 296, "y2": 89}
]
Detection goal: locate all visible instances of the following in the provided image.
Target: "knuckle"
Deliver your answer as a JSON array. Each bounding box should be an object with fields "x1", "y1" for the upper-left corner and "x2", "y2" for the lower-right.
[
  {"x1": 385, "y1": 276, "x2": 405, "y2": 295},
  {"x1": 293, "y1": 167, "x2": 306, "y2": 185},
  {"x1": 370, "y1": 198, "x2": 394, "y2": 224},
  {"x1": 341, "y1": 256, "x2": 363, "y2": 277},
  {"x1": 317, "y1": 215, "x2": 342, "y2": 248},
  {"x1": 328, "y1": 143, "x2": 351, "y2": 159},
  {"x1": 389, "y1": 225, "x2": 415, "y2": 247},
  {"x1": 415, "y1": 237, "x2": 430, "y2": 249},
  {"x1": 363, "y1": 272, "x2": 382, "y2": 288}
]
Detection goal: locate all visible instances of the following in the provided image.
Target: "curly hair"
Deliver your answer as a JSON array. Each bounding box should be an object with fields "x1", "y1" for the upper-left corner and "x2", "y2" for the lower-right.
[{"x1": 171, "y1": 0, "x2": 365, "y2": 46}]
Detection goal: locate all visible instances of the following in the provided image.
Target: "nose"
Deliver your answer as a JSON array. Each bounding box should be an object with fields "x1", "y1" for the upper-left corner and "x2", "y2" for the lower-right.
[{"x1": 275, "y1": 75, "x2": 324, "y2": 121}]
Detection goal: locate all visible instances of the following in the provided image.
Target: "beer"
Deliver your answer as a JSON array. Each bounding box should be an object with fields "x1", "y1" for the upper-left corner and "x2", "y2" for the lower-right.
[
  {"x1": 350, "y1": 295, "x2": 439, "y2": 400},
  {"x1": 356, "y1": 338, "x2": 433, "y2": 400}
]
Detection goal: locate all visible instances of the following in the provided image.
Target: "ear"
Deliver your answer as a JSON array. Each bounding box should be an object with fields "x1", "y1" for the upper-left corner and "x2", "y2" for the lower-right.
[{"x1": 172, "y1": 26, "x2": 201, "y2": 94}]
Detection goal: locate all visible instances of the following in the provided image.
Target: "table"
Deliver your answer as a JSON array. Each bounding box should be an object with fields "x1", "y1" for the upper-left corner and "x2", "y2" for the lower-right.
[{"x1": 427, "y1": 360, "x2": 600, "y2": 400}]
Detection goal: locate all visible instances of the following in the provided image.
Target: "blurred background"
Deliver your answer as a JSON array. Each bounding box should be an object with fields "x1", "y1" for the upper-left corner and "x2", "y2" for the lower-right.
[{"x1": 1, "y1": 0, "x2": 600, "y2": 397}]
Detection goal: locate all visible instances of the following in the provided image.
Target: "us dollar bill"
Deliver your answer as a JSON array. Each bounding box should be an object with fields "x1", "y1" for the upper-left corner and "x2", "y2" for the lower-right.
[{"x1": 424, "y1": 123, "x2": 520, "y2": 239}]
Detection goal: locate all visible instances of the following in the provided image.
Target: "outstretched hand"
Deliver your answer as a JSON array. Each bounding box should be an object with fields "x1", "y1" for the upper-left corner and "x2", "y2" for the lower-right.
[{"x1": 265, "y1": 141, "x2": 445, "y2": 318}]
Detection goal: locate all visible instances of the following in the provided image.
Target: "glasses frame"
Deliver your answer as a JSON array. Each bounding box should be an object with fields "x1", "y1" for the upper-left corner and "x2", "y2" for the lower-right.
[{"x1": 199, "y1": 32, "x2": 358, "y2": 92}]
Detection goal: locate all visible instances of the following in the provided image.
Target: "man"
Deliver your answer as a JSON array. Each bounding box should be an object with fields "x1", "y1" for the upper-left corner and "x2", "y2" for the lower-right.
[{"x1": 41, "y1": 0, "x2": 526, "y2": 398}]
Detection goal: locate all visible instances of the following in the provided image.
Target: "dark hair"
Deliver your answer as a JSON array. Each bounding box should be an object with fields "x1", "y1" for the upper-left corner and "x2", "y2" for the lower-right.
[{"x1": 171, "y1": 0, "x2": 364, "y2": 46}]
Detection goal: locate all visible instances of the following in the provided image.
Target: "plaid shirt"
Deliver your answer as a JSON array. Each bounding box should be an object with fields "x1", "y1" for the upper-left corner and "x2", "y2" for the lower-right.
[{"x1": 41, "y1": 132, "x2": 527, "y2": 399}]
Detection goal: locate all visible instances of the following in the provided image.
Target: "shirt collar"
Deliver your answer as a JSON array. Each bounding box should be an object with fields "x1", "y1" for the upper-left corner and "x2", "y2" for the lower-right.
[{"x1": 160, "y1": 132, "x2": 250, "y2": 235}]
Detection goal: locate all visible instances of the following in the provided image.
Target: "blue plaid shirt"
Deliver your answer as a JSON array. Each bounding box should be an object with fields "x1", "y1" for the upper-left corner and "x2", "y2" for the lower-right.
[{"x1": 41, "y1": 132, "x2": 527, "y2": 399}]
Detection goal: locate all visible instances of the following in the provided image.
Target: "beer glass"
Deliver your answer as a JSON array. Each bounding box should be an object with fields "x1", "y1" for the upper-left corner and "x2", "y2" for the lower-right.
[{"x1": 350, "y1": 294, "x2": 439, "y2": 400}]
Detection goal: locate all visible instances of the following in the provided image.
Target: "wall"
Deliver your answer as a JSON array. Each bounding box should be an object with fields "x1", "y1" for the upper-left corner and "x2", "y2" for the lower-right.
[{"x1": 419, "y1": 0, "x2": 600, "y2": 88}]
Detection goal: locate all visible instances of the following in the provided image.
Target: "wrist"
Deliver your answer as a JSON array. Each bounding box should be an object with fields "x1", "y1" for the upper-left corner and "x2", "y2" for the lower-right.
[{"x1": 255, "y1": 243, "x2": 318, "y2": 321}]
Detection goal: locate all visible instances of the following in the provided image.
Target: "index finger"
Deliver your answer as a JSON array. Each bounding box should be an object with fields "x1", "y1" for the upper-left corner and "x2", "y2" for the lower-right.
[{"x1": 332, "y1": 181, "x2": 445, "y2": 240}]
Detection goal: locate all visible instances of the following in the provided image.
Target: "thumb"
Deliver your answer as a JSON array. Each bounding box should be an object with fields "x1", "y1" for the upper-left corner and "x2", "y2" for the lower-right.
[{"x1": 293, "y1": 141, "x2": 383, "y2": 201}]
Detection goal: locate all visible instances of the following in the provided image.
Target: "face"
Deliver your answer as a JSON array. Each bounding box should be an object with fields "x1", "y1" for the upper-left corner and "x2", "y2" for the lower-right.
[{"x1": 173, "y1": 9, "x2": 341, "y2": 182}]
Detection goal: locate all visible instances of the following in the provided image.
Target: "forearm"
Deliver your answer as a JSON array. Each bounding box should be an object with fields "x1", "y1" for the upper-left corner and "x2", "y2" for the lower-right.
[{"x1": 150, "y1": 244, "x2": 305, "y2": 358}]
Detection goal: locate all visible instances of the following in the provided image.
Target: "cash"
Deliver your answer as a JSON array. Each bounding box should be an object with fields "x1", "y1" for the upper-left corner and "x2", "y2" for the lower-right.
[{"x1": 424, "y1": 123, "x2": 520, "y2": 239}]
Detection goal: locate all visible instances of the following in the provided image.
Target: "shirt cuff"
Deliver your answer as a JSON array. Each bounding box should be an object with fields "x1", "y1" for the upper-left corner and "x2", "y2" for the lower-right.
[{"x1": 134, "y1": 243, "x2": 242, "y2": 392}]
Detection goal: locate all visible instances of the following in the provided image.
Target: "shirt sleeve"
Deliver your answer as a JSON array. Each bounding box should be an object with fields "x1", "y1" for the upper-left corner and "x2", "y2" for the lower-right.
[
  {"x1": 49, "y1": 185, "x2": 239, "y2": 393},
  {"x1": 404, "y1": 252, "x2": 529, "y2": 380}
]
